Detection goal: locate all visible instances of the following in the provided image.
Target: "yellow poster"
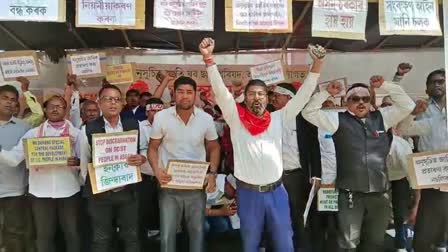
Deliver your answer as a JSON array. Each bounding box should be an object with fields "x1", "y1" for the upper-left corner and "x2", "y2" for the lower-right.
[
  {"x1": 106, "y1": 64, "x2": 136, "y2": 84},
  {"x1": 23, "y1": 136, "x2": 71, "y2": 168}
]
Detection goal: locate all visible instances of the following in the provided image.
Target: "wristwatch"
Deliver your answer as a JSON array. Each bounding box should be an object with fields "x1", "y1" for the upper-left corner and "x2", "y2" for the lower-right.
[{"x1": 208, "y1": 170, "x2": 218, "y2": 176}]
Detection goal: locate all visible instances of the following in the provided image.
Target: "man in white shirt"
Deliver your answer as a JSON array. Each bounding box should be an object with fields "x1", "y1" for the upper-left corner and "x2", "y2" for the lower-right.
[
  {"x1": 80, "y1": 84, "x2": 147, "y2": 252},
  {"x1": 302, "y1": 76, "x2": 414, "y2": 252},
  {"x1": 148, "y1": 76, "x2": 220, "y2": 252},
  {"x1": 138, "y1": 97, "x2": 164, "y2": 243},
  {"x1": 0, "y1": 95, "x2": 82, "y2": 252},
  {"x1": 199, "y1": 37, "x2": 324, "y2": 252}
]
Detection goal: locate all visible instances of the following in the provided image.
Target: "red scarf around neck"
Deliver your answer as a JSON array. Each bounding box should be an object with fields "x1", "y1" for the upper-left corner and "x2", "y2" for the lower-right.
[{"x1": 236, "y1": 103, "x2": 271, "y2": 136}]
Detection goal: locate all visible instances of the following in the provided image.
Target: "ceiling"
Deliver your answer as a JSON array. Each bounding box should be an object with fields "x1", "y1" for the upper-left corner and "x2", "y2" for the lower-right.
[{"x1": 0, "y1": 0, "x2": 444, "y2": 54}]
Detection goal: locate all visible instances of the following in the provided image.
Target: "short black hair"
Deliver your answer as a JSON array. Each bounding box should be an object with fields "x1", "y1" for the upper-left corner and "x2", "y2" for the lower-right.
[
  {"x1": 174, "y1": 76, "x2": 197, "y2": 91},
  {"x1": 276, "y1": 83, "x2": 297, "y2": 95},
  {"x1": 347, "y1": 83, "x2": 369, "y2": 93},
  {"x1": 126, "y1": 89, "x2": 140, "y2": 97},
  {"x1": 0, "y1": 85, "x2": 19, "y2": 99},
  {"x1": 81, "y1": 100, "x2": 99, "y2": 109},
  {"x1": 140, "y1": 92, "x2": 152, "y2": 98},
  {"x1": 426, "y1": 69, "x2": 445, "y2": 87},
  {"x1": 146, "y1": 97, "x2": 164, "y2": 105},
  {"x1": 244, "y1": 79, "x2": 267, "y2": 94},
  {"x1": 43, "y1": 95, "x2": 67, "y2": 109},
  {"x1": 98, "y1": 84, "x2": 122, "y2": 97}
]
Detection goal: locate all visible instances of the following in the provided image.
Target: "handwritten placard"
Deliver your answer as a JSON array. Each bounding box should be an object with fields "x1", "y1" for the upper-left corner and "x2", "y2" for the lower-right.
[
  {"x1": 250, "y1": 60, "x2": 285, "y2": 86},
  {"x1": 0, "y1": 51, "x2": 40, "y2": 81},
  {"x1": 312, "y1": 0, "x2": 368, "y2": 40},
  {"x1": 23, "y1": 137, "x2": 71, "y2": 168},
  {"x1": 0, "y1": 0, "x2": 66, "y2": 22},
  {"x1": 162, "y1": 160, "x2": 210, "y2": 190},
  {"x1": 92, "y1": 130, "x2": 138, "y2": 168},
  {"x1": 317, "y1": 186, "x2": 339, "y2": 211},
  {"x1": 106, "y1": 63, "x2": 136, "y2": 84},
  {"x1": 67, "y1": 53, "x2": 107, "y2": 78},
  {"x1": 407, "y1": 150, "x2": 448, "y2": 189},
  {"x1": 379, "y1": 0, "x2": 442, "y2": 36},
  {"x1": 154, "y1": 0, "x2": 214, "y2": 31},
  {"x1": 88, "y1": 162, "x2": 141, "y2": 194},
  {"x1": 317, "y1": 78, "x2": 348, "y2": 98},
  {"x1": 225, "y1": 0, "x2": 293, "y2": 33},
  {"x1": 76, "y1": 0, "x2": 145, "y2": 29}
]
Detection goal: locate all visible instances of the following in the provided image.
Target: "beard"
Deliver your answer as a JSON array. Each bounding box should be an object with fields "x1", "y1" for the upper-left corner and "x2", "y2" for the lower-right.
[
  {"x1": 177, "y1": 103, "x2": 194, "y2": 110},
  {"x1": 249, "y1": 101, "x2": 266, "y2": 116}
]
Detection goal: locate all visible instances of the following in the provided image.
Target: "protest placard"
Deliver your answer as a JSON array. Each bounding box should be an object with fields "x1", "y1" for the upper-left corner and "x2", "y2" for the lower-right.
[
  {"x1": 76, "y1": 0, "x2": 145, "y2": 29},
  {"x1": 92, "y1": 130, "x2": 139, "y2": 168},
  {"x1": 407, "y1": 150, "x2": 448, "y2": 189},
  {"x1": 317, "y1": 78, "x2": 348, "y2": 98},
  {"x1": 67, "y1": 52, "x2": 107, "y2": 78},
  {"x1": 250, "y1": 60, "x2": 286, "y2": 86},
  {"x1": 0, "y1": 0, "x2": 66, "y2": 22},
  {"x1": 225, "y1": 0, "x2": 293, "y2": 33},
  {"x1": 106, "y1": 63, "x2": 136, "y2": 84},
  {"x1": 154, "y1": 0, "x2": 214, "y2": 31},
  {"x1": 379, "y1": 0, "x2": 442, "y2": 36},
  {"x1": 161, "y1": 160, "x2": 210, "y2": 190},
  {"x1": 0, "y1": 51, "x2": 40, "y2": 81},
  {"x1": 317, "y1": 186, "x2": 339, "y2": 211},
  {"x1": 88, "y1": 162, "x2": 142, "y2": 194},
  {"x1": 23, "y1": 136, "x2": 71, "y2": 169},
  {"x1": 312, "y1": 0, "x2": 368, "y2": 40}
]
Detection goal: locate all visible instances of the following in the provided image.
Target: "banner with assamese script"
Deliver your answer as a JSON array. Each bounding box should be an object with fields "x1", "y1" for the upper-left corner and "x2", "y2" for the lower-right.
[{"x1": 0, "y1": 0, "x2": 66, "y2": 22}]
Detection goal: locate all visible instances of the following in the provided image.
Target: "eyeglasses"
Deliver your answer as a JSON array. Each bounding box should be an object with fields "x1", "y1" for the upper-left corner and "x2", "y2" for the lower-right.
[
  {"x1": 246, "y1": 91, "x2": 267, "y2": 98},
  {"x1": 349, "y1": 96, "x2": 371, "y2": 103},
  {"x1": 101, "y1": 96, "x2": 122, "y2": 103},
  {"x1": 46, "y1": 105, "x2": 66, "y2": 110}
]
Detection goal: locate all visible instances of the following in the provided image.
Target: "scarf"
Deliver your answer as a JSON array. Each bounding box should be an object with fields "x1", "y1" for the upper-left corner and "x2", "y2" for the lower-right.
[{"x1": 236, "y1": 103, "x2": 271, "y2": 136}]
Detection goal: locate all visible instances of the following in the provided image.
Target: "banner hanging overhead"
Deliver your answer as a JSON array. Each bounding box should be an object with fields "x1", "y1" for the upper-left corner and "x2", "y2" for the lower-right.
[
  {"x1": 0, "y1": 0, "x2": 66, "y2": 22},
  {"x1": 153, "y1": 0, "x2": 214, "y2": 31},
  {"x1": 225, "y1": 0, "x2": 293, "y2": 33},
  {"x1": 379, "y1": 0, "x2": 442, "y2": 36},
  {"x1": 76, "y1": 0, "x2": 145, "y2": 29},
  {"x1": 312, "y1": 0, "x2": 368, "y2": 40}
]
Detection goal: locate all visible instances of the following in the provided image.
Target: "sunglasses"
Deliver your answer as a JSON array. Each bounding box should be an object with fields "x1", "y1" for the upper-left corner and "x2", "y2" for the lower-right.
[{"x1": 349, "y1": 96, "x2": 371, "y2": 103}]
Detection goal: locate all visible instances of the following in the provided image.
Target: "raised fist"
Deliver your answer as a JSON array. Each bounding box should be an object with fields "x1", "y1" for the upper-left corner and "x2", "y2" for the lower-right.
[
  {"x1": 370, "y1": 75, "x2": 385, "y2": 89},
  {"x1": 199, "y1": 38, "x2": 215, "y2": 59},
  {"x1": 327, "y1": 82, "x2": 343, "y2": 97},
  {"x1": 397, "y1": 63, "x2": 413, "y2": 76}
]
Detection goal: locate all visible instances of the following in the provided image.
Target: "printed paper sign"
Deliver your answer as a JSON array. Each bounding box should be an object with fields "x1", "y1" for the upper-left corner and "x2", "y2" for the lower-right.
[
  {"x1": 379, "y1": 0, "x2": 442, "y2": 36},
  {"x1": 88, "y1": 162, "x2": 141, "y2": 194},
  {"x1": 225, "y1": 0, "x2": 293, "y2": 33},
  {"x1": 154, "y1": 0, "x2": 214, "y2": 31},
  {"x1": 92, "y1": 131, "x2": 138, "y2": 168},
  {"x1": 68, "y1": 53, "x2": 106, "y2": 78},
  {"x1": 408, "y1": 150, "x2": 448, "y2": 189},
  {"x1": 0, "y1": 0, "x2": 66, "y2": 22},
  {"x1": 106, "y1": 63, "x2": 136, "y2": 84},
  {"x1": 250, "y1": 60, "x2": 285, "y2": 86},
  {"x1": 312, "y1": 0, "x2": 368, "y2": 40},
  {"x1": 162, "y1": 160, "x2": 210, "y2": 190},
  {"x1": 317, "y1": 186, "x2": 339, "y2": 211},
  {"x1": 0, "y1": 51, "x2": 40, "y2": 81},
  {"x1": 23, "y1": 137, "x2": 71, "y2": 168},
  {"x1": 76, "y1": 0, "x2": 145, "y2": 29},
  {"x1": 317, "y1": 78, "x2": 348, "y2": 98}
]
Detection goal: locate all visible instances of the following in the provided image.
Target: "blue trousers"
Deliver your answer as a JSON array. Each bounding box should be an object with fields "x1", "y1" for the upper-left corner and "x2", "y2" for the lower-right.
[{"x1": 237, "y1": 184, "x2": 294, "y2": 252}]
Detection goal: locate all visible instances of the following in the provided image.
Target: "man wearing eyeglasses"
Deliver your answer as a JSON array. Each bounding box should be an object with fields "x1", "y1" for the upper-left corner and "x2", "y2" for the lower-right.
[
  {"x1": 302, "y1": 76, "x2": 414, "y2": 252},
  {"x1": 80, "y1": 84, "x2": 147, "y2": 252}
]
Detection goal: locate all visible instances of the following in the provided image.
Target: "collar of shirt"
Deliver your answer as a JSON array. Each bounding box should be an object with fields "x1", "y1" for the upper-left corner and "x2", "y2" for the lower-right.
[
  {"x1": 170, "y1": 106, "x2": 199, "y2": 122},
  {"x1": 0, "y1": 117, "x2": 16, "y2": 126},
  {"x1": 144, "y1": 120, "x2": 152, "y2": 127},
  {"x1": 103, "y1": 117, "x2": 123, "y2": 130},
  {"x1": 132, "y1": 106, "x2": 139, "y2": 115},
  {"x1": 429, "y1": 98, "x2": 446, "y2": 113}
]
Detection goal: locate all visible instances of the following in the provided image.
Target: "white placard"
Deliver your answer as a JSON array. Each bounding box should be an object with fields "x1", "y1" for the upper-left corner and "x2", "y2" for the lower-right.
[
  {"x1": 154, "y1": 0, "x2": 214, "y2": 31},
  {"x1": 379, "y1": 0, "x2": 442, "y2": 36},
  {"x1": 312, "y1": 0, "x2": 368, "y2": 40},
  {"x1": 162, "y1": 160, "x2": 210, "y2": 190},
  {"x1": 77, "y1": 0, "x2": 137, "y2": 26},
  {"x1": 408, "y1": 151, "x2": 448, "y2": 189},
  {"x1": 91, "y1": 162, "x2": 140, "y2": 192},
  {"x1": 229, "y1": 0, "x2": 292, "y2": 32},
  {"x1": 0, "y1": 55, "x2": 39, "y2": 80},
  {"x1": 0, "y1": 0, "x2": 65, "y2": 22},
  {"x1": 92, "y1": 131, "x2": 139, "y2": 168},
  {"x1": 69, "y1": 53, "x2": 103, "y2": 77},
  {"x1": 317, "y1": 187, "x2": 339, "y2": 212},
  {"x1": 250, "y1": 60, "x2": 285, "y2": 86}
]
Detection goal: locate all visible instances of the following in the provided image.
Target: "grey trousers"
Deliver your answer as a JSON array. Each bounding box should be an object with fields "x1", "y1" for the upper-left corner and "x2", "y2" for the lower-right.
[
  {"x1": 159, "y1": 189, "x2": 206, "y2": 252},
  {"x1": 337, "y1": 190, "x2": 391, "y2": 252}
]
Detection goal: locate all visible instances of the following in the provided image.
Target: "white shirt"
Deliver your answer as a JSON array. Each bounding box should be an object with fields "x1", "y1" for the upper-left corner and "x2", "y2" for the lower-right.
[
  {"x1": 139, "y1": 120, "x2": 154, "y2": 176},
  {"x1": 150, "y1": 106, "x2": 218, "y2": 169},
  {"x1": 387, "y1": 135, "x2": 413, "y2": 181},
  {"x1": 302, "y1": 82, "x2": 415, "y2": 135},
  {"x1": 318, "y1": 127, "x2": 337, "y2": 184},
  {"x1": 282, "y1": 120, "x2": 300, "y2": 171},
  {"x1": 0, "y1": 120, "x2": 81, "y2": 198},
  {"x1": 207, "y1": 64, "x2": 320, "y2": 185}
]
